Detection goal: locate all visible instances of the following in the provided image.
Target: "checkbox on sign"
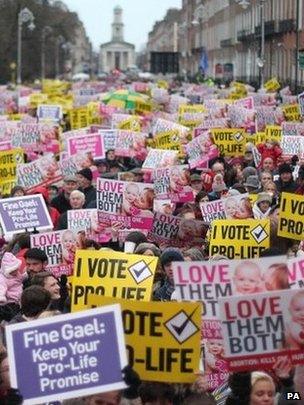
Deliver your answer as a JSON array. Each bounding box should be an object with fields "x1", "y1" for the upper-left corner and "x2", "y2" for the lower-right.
[
  {"x1": 234, "y1": 132, "x2": 244, "y2": 143},
  {"x1": 128, "y1": 260, "x2": 153, "y2": 284},
  {"x1": 164, "y1": 308, "x2": 199, "y2": 344},
  {"x1": 251, "y1": 224, "x2": 268, "y2": 244}
]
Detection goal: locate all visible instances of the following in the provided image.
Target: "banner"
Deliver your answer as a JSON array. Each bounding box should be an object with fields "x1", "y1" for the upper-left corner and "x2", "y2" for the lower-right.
[
  {"x1": 210, "y1": 219, "x2": 270, "y2": 259},
  {"x1": 67, "y1": 133, "x2": 105, "y2": 159},
  {"x1": 5, "y1": 305, "x2": 127, "y2": 404},
  {"x1": 278, "y1": 192, "x2": 304, "y2": 240},
  {"x1": 37, "y1": 104, "x2": 63, "y2": 122},
  {"x1": 114, "y1": 130, "x2": 147, "y2": 160},
  {"x1": 152, "y1": 165, "x2": 194, "y2": 203},
  {"x1": 218, "y1": 289, "x2": 304, "y2": 371},
  {"x1": 71, "y1": 250, "x2": 158, "y2": 311},
  {"x1": 30, "y1": 230, "x2": 79, "y2": 277},
  {"x1": 97, "y1": 178, "x2": 154, "y2": 230},
  {"x1": 186, "y1": 132, "x2": 218, "y2": 169},
  {"x1": 0, "y1": 148, "x2": 23, "y2": 190},
  {"x1": 211, "y1": 128, "x2": 246, "y2": 156},
  {"x1": 17, "y1": 154, "x2": 62, "y2": 193},
  {"x1": 0, "y1": 194, "x2": 53, "y2": 235},
  {"x1": 88, "y1": 296, "x2": 201, "y2": 383},
  {"x1": 200, "y1": 199, "x2": 226, "y2": 223},
  {"x1": 148, "y1": 212, "x2": 207, "y2": 248},
  {"x1": 142, "y1": 149, "x2": 179, "y2": 170}
]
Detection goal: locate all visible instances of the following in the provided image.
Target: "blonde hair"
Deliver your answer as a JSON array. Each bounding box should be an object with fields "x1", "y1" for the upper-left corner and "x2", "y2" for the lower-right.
[{"x1": 251, "y1": 371, "x2": 274, "y2": 388}]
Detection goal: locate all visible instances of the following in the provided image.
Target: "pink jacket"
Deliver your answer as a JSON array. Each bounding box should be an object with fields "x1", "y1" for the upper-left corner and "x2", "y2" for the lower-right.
[{"x1": 0, "y1": 272, "x2": 25, "y2": 304}]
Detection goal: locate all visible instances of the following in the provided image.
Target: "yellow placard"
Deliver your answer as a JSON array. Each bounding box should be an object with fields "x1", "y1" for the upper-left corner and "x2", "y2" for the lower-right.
[
  {"x1": 71, "y1": 250, "x2": 158, "y2": 311},
  {"x1": 264, "y1": 78, "x2": 280, "y2": 92},
  {"x1": 282, "y1": 104, "x2": 301, "y2": 122},
  {"x1": 69, "y1": 107, "x2": 89, "y2": 129},
  {"x1": 248, "y1": 193, "x2": 258, "y2": 206},
  {"x1": 265, "y1": 125, "x2": 282, "y2": 143},
  {"x1": 178, "y1": 104, "x2": 205, "y2": 114},
  {"x1": 157, "y1": 80, "x2": 168, "y2": 89},
  {"x1": 211, "y1": 128, "x2": 246, "y2": 156},
  {"x1": 29, "y1": 93, "x2": 49, "y2": 107},
  {"x1": 135, "y1": 101, "x2": 152, "y2": 114},
  {"x1": 88, "y1": 295, "x2": 201, "y2": 383},
  {"x1": 117, "y1": 116, "x2": 141, "y2": 131},
  {"x1": 154, "y1": 129, "x2": 183, "y2": 156},
  {"x1": 255, "y1": 131, "x2": 266, "y2": 144},
  {"x1": 0, "y1": 148, "x2": 23, "y2": 184},
  {"x1": 278, "y1": 192, "x2": 304, "y2": 240},
  {"x1": 0, "y1": 180, "x2": 16, "y2": 196},
  {"x1": 210, "y1": 219, "x2": 270, "y2": 259}
]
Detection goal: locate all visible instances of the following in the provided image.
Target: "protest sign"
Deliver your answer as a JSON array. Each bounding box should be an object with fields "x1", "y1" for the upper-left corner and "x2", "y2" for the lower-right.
[
  {"x1": 5, "y1": 305, "x2": 127, "y2": 404},
  {"x1": 282, "y1": 104, "x2": 301, "y2": 121},
  {"x1": 97, "y1": 178, "x2": 154, "y2": 230},
  {"x1": 0, "y1": 148, "x2": 23, "y2": 188},
  {"x1": 114, "y1": 130, "x2": 147, "y2": 160},
  {"x1": 142, "y1": 149, "x2": 179, "y2": 170},
  {"x1": 219, "y1": 289, "x2": 304, "y2": 371},
  {"x1": 264, "y1": 77, "x2": 280, "y2": 92},
  {"x1": 10, "y1": 123, "x2": 41, "y2": 151},
  {"x1": 195, "y1": 118, "x2": 229, "y2": 133},
  {"x1": 222, "y1": 194, "x2": 253, "y2": 220},
  {"x1": 281, "y1": 136, "x2": 304, "y2": 158},
  {"x1": 112, "y1": 114, "x2": 141, "y2": 131},
  {"x1": 88, "y1": 296, "x2": 201, "y2": 383},
  {"x1": 30, "y1": 230, "x2": 79, "y2": 277},
  {"x1": 148, "y1": 212, "x2": 207, "y2": 248},
  {"x1": 71, "y1": 250, "x2": 158, "y2": 311},
  {"x1": 282, "y1": 122, "x2": 298, "y2": 136},
  {"x1": 152, "y1": 165, "x2": 194, "y2": 203},
  {"x1": 278, "y1": 193, "x2": 304, "y2": 240},
  {"x1": 153, "y1": 129, "x2": 183, "y2": 156},
  {"x1": 67, "y1": 133, "x2": 105, "y2": 159},
  {"x1": 69, "y1": 107, "x2": 89, "y2": 129},
  {"x1": 17, "y1": 154, "x2": 62, "y2": 193},
  {"x1": 265, "y1": 125, "x2": 282, "y2": 143},
  {"x1": 200, "y1": 199, "x2": 226, "y2": 223},
  {"x1": 98, "y1": 129, "x2": 117, "y2": 151},
  {"x1": 186, "y1": 132, "x2": 218, "y2": 169},
  {"x1": 211, "y1": 128, "x2": 246, "y2": 156},
  {"x1": 152, "y1": 118, "x2": 189, "y2": 143},
  {"x1": 0, "y1": 194, "x2": 53, "y2": 235},
  {"x1": 288, "y1": 256, "x2": 304, "y2": 289},
  {"x1": 37, "y1": 104, "x2": 63, "y2": 122},
  {"x1": 210, "y1": 219, "x2": 270, "y2": 259}
]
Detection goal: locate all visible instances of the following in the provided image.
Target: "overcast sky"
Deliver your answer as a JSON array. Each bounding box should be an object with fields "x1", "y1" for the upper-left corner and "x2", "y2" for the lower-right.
[{"x1": 63, "y1": 0, "x2": 181, "y2": 52}]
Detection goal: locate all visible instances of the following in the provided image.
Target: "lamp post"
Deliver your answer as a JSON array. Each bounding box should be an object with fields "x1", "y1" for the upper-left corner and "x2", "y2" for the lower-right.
[
  {"x1": 41, "y1": 26, "x2": 53, "y2": 81},
  {"x1": 55, "y1": 35, "x2": 65, "y2": 78},
  {"x1": 192, "y1": 5, "x2": 205, "y2": 77},
  {"x1": 17, "y1": 7, "x2": 35, "y2": 85},
  {"x1": 235, "y1": 0, "x2": 265, "y2": 88}
]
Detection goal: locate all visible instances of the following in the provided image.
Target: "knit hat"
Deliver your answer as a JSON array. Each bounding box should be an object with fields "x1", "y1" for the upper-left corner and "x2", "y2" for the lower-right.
[
  {"x1": 226, "y1": 189, "x2": 241, "y2": 197},
  {"x1": 64, "y1": 175, "x2": 78, "y2": 183},
  {"x1": 124, "y1": 231, "x2": 148, "y2": 253},
  {"x1": 244, "y1": 175, "x2": 260, "y2": 189},
  {"x1": 256, "y1": 192, "x2": 272, "y2": 205},
  {"x1": 242, "y1": 166, "x2": 257, "y2": 181},
  {"x1": 160, "y1": 248, "x2": 184, "y2": 268},
  {"x1": 1, "y1": 252, "x2": 22, "y2": 276},
  {"x1": 212, "y1": 173, "x2": 227, "y2": 192},
  {"x1": 278, "y1": 163, "x2": 293, "y2": 175},
  {"x1": 77, "y1": 168, "x2": 93, "y2": 182}
]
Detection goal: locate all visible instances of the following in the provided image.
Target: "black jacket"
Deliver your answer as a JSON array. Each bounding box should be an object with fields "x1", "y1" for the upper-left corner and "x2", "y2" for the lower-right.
[
  {"x1": 82, "y1": 185, "x2": 97, "y2": 207},
  {"x1": 51, "y1": 192, "x2": 71, "y2": 214}
]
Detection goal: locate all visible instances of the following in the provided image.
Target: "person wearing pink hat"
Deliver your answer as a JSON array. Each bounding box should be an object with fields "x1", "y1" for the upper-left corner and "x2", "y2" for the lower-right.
[{"x1": 0, "y1": 252, "x2": 26, "y2": 321}]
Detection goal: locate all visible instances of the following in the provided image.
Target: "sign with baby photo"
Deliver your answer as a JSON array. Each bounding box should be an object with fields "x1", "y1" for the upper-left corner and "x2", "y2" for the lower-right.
[
  {"x1": 142, "y1": 149, "x2": 179, "y2": 170},
  {"x1": 288, "y1": 256, "x2": 304, "y2": 290},
  {"x1": 5, "y1": 305, "x2": 127, "y2": 404},
  {"x1": 152, "y1": 165, "x2": 194, "y2": 203},
  {"x1": 147, "y1": 212, "x2": 207, "y2": 248},
  {"x1": 211, "y1": 128, "x2": 246, "y2": 156},
  {"x1": 114, "y1": 130, "x2": 147, "y2": 160},
  {"x1": 71, "y1": 250, "x2": 158, "y2": 311},
  {"x1": 222, "y1": 194, "x2": 253, "y2": 220},
  {"x1": 17, "y1": 154, "x2": 62, "y2": 193},
  {"x1": 67, "y1": 209, "x2": 110, "y2": 244},
  {"x1": 37, "y1": 104, "x2": 63, "y2": 122},
  {"x1": 96, "y1": 178, "x2": 154, "y2": 230},
  {"x1": 219, "y1": 289, "x2": 304, "y2": 371},
  {"x1": 210, "y1": 219, "x2": 270, "y2": 259},
  {"x1": 200, "y1": 199, "x2": 226, "y2": 223},
  {"x1": 30, "y1": 230, "x2": 79, "y2": 277},
  {"x1": 0, "y1": 194, "x2": 53, "y2": 235},
  {"x1": 67, "y1": 133, "x2": 105, "y2": 159},
  {"x1": 88, "y1": 296, "x2": 201, "y2": 384},
  {"x1": 186, "y1": 132, "x2": 219, "y2": 169},
  {"x1": 278, "y1": 193, "x2": 304, "y2": 241}
]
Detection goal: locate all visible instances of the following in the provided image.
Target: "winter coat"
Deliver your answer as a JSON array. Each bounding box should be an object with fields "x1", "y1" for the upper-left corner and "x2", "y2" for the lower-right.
[
  {"x1": 0, "y1": 272, "x2": 24, "y2": 304},
  {"x1": 252, "y1": 202, "x2": 271, "y2": 219}
]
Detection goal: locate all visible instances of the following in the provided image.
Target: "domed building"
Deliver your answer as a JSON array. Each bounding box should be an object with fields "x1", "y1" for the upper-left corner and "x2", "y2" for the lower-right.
[{"x1": 99, "y1": 5, "x2": 135, "y2": 73}]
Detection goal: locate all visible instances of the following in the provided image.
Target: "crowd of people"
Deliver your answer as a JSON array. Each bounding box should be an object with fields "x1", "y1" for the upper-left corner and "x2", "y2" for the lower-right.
[{"x1": 0, "y1": 74, "x2": 303, "y2": 405}]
